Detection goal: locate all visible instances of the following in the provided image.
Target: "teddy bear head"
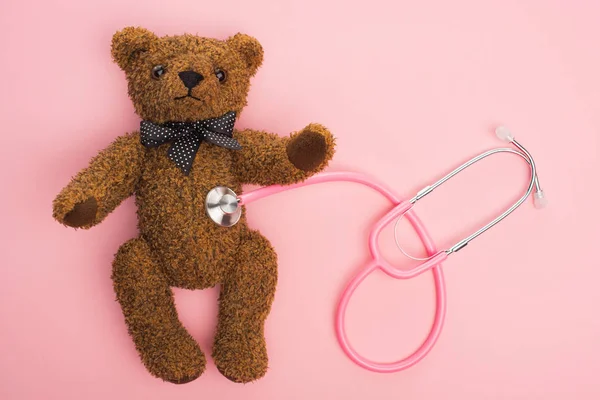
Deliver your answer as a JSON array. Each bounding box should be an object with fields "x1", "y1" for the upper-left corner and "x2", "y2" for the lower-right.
[{"x1": 111, "y1": 27, "x2": 263, "y2": 123}]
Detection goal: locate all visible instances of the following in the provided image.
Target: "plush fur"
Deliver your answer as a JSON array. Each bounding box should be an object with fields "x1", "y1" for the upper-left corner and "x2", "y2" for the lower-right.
[{"x1": 52, "y1": 27, "x2": 335, "y2": 384}]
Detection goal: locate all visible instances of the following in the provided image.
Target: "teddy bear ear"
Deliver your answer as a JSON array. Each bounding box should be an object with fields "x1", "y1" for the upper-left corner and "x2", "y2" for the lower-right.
[
  {"x1": 111, "y1": 27, "x2": 158, "y2": 71},
  {"x1": 226, "y1": 33, "x2": 264, "y2": 76}
]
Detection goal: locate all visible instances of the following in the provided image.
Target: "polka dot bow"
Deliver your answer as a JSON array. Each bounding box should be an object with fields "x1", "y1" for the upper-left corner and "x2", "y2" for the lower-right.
[{"x1": 140, "y1": 111, "x2": 241, "y2": 175}]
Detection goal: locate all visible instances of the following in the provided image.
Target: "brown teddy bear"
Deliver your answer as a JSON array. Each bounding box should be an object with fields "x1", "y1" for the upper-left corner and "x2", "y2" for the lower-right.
[{"x1": 52, "y1": 26, "x2": 335, "y2": 384}]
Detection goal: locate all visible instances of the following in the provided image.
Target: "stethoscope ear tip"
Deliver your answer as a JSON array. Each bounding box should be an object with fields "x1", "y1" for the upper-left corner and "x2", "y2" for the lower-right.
[
  {"x1": 495, "y1": 126, "x2": 515, "y2": 142},
  {"x1": 533, "y1": 189, "x2": 548, "y2": 209}
]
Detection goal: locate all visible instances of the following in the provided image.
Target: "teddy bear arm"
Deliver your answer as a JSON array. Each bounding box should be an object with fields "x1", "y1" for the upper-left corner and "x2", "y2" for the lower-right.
[
  {"x1": 52, "y1": 132, "x2": 145, "y2": 229},
  {"x1": 231, "y1": 124, "x2": 335, "y2": 186}
]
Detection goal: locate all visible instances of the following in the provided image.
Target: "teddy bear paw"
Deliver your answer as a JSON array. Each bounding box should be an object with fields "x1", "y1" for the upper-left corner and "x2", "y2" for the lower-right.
[
  {"x1": 61, "y1": 197, "x2": 98, "y2": 228},
  {"x1": 286, "y1": 123, "x2": 335, "y2": 172}
]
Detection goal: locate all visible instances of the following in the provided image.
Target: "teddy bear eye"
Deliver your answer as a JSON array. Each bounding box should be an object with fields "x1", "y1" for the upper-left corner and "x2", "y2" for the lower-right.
[
  {"x1": 215, "y1": 68, "x2": 227, "y2": 83},
  {"x1": 151, "y1": 65, "x2": 166, "y2": 79}
]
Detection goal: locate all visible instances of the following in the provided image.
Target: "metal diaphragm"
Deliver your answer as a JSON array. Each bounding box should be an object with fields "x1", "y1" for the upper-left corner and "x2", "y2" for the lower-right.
[{"x1": 205, "y1": 186, "x2": 242, "y2": 227}]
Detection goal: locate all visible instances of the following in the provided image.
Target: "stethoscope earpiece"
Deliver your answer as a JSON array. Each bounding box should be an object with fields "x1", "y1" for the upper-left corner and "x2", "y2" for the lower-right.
[
  {"x1": 495, "y1": 125, "x2": 515, "y2": 142},
  {"x1": 533, "y1": 189, "x2": 547, "y2": 209}
]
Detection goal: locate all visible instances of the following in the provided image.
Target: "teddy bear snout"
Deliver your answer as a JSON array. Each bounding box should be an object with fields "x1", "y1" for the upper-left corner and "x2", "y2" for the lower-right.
[{"x1": 178, "y1": 70, "x2": 204, "y2": 89}]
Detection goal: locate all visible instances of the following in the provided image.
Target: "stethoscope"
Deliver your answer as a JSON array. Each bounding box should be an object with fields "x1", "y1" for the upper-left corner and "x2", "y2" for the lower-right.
[{"x1": 205, "y1": 126, "x2": 546, "y2": 372}]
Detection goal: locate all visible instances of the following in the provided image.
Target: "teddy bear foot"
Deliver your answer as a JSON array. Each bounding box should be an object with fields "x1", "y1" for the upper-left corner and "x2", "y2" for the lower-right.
[
  {"x1": 142, "y1": 329, "x2": 207, "y2": 385},
  {"x1": 213, "y1": 333, "x2": 269, "y2": 383},
  {"x1": 214, "y1": 349, "x2": 268, "y2": 383},
  {"x1": 215, "y1": 364, "x2": 266, "y2": 384},
  {"x1": 164, "y1": 370, "x2": 202, "y2": 385}
]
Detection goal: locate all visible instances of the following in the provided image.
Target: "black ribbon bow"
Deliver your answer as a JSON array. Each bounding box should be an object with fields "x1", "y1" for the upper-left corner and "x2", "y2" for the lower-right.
[{"x1": 140, "y1": 111, "x2": 241, "y2": 175}]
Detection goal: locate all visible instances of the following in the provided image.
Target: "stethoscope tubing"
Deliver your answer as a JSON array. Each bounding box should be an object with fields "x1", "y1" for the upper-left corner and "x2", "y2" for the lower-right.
[
  {"x1": 238, "y1": 171, "x2": 401, "y2": 205},
  {"x1": 239, "y1": 171, "x2": 447, "y2": 373},
  {"x1": 335, "y1": 208, "x2": 447, "y2": 372}
]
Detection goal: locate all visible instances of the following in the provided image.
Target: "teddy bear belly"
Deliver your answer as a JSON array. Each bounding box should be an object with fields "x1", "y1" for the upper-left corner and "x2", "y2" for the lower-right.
[
  {"x1": 135, "y1": 195, "x2": 245, "y2": 288},
  {"x1": 142, "y1": 220, "x2": 245, "y2": 288}
]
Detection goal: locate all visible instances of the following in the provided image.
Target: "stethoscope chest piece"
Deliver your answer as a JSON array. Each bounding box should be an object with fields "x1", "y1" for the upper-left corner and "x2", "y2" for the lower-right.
[{"x1": 205, "y1": 186, "x2": 241, "y2": 227}]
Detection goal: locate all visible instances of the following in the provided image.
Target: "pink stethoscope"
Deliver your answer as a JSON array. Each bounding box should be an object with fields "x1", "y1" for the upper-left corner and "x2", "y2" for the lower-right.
[{"x1": 205, "y1": 126, "x2": 546, "y2": 372}]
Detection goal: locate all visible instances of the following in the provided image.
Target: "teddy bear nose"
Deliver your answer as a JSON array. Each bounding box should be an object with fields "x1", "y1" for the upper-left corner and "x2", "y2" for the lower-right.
[{"x1": 178, "y1": 70, "x2": 204, "y2": 89}]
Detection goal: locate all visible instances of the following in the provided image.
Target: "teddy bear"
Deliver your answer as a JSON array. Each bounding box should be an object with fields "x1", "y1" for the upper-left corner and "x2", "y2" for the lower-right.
[{"x1": 52, "y1": 26, "x2": 335, "y2": 384}]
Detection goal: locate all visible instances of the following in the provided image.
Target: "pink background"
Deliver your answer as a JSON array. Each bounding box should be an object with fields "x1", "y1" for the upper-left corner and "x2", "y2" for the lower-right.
[{"x1": 1, "y1": 0, "x2": 599, "y2": 399}]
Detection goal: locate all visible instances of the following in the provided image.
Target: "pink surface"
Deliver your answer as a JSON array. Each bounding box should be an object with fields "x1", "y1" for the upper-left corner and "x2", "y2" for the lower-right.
[{"x1": 1, "y1": 0, "x2": 599, "y2": 399}]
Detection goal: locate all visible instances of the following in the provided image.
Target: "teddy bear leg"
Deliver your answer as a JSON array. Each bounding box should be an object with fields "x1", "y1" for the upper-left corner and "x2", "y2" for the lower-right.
[
  {"x1": 212, "y1": 229, "x2": 278, "y2": 383},
  {"x1": 112, "y1": 238, "x2": 206, "y2": 384}
]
